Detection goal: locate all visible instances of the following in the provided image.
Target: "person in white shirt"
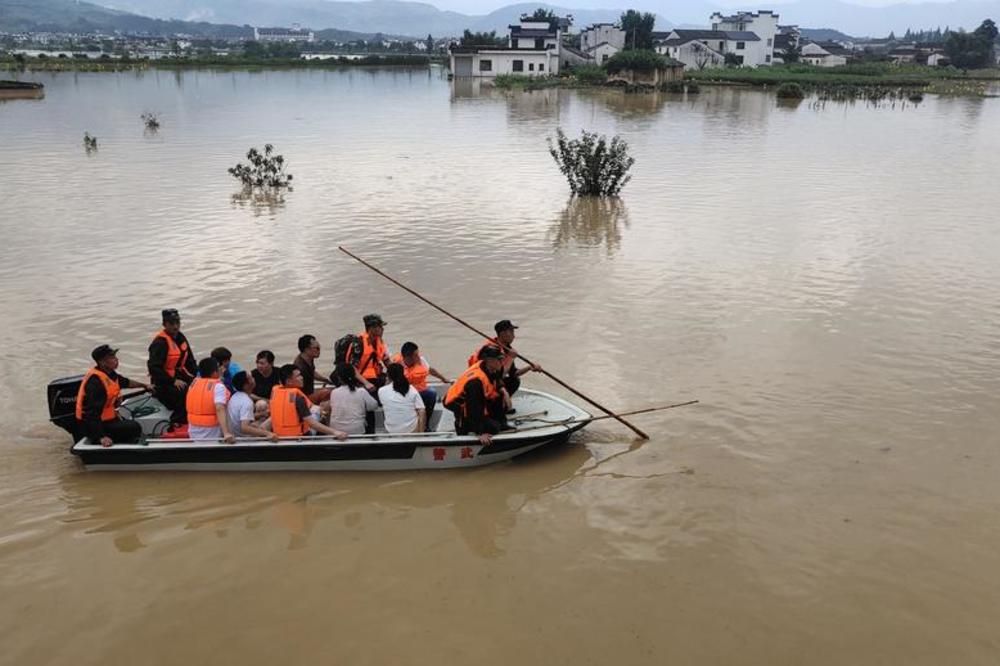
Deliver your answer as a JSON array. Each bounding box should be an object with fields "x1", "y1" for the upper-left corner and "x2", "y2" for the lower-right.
[
  {"x1": 186, "y1": 357, "x2": 235, "y2": 443},
  {"x1": 330, "y1": 362, "x2": 379, "y2": 435},
  {"x1": 378, "y1": 363, "x2": 426, "y2": 434},
  {"x1": 227, "y1": 371, "x2": 278, "y2": 441}
]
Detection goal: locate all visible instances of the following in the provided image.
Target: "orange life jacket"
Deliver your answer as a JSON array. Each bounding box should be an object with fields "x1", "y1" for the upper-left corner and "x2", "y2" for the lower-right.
[
  {"x1": 75, "y1": 368, "x2": 121, "y2": 422},
  {"x1": 153, "y1": 329, "x2": 191, "y2": 379},
  {"x1": 467, "y1": 337, "x2": 514, "y2": 368},
  {"x1": 392, "y1": 353, "x2": 430, "y2": 391},
  {"x1": 444, "y1": 362, "x2": 499, "y2": 416},
  {"x1": 356, "y1": 332, "x2": 387, "y2": 380},
  {"x1": 186, "y1": 378, "x2": 229, "y2": 428},
  {"x1": 271, "y1": 386, "x2": 313, "y2": 437}
]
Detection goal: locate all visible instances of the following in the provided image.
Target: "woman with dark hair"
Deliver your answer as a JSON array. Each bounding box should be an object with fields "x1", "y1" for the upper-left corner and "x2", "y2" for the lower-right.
[
  {"x1": 378, "y1": 363, "x2": 427, "y2": 434},
  {"x1": 330, "y1": 362, "x2": 378, "y2": 435}
]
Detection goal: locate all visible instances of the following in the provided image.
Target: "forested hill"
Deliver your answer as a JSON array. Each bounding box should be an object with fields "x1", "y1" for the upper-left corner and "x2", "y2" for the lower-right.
[{"x1": 0, "y1": 0, "x2": 250, "y2": 37}]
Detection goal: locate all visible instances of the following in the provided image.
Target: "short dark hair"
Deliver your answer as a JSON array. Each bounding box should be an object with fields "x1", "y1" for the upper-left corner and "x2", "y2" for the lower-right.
[
  {"x1": 297, "y1": 334, "x2": 316, "y2": 353},
  {"x1": 256, "y1": 350, "x2": 275, "y2": 364},
  {"x1": 211, "y1": 346, "x2": 232, "y2": 363},
  {"x1": 278, "y1": 363, "x2": 298, "y2": 385},
  {"x1": 232, "y1": 370, "x2": 250, "y2": 392},
  {"x1": 401, "y1": 341, "x2": 418, "y2": 357},
  {"x1": 199, "y1": 356, "x2": 220, "y2": 377}
]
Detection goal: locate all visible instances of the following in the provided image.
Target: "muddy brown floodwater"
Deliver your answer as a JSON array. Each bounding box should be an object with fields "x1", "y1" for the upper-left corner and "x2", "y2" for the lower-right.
[{"x1": 1, "y1": 68, "x2": 999, "y2": 665}]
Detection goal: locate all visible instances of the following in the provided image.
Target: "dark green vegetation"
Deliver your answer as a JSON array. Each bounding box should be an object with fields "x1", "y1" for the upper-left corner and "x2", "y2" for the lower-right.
[
  {"x1": 603, "y1": 49, "x2": 670, "y2": 74},
  {"x1": 944, "y1": 19, "x2": 999, "y2": 69},
  {"x1": 229, "y1": 144, "x2": 293, "y2": 191},
  {"x1": 459, "y1": 30, "x2": 506, "y2": 47},
  {"x1": 618, "y1": 10, "x2": 657, "y2": 51},
  {"x1": 687, "y1": 62, "x2": 1000, "y2": 97},
  {"x1": 0, "y1": 0, "x2": 249, "y2": 38},
  {"x1": 548, "y1": 129, "x2": 634, "y2": 197},
  {"x1": 776, "y1": 82, "x2": 806, "y2": 99}
]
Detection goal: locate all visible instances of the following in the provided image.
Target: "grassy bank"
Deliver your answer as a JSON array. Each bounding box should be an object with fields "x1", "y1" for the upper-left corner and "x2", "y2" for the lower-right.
[
  {"x1": 0, "y1": 54, "x2": 432, "y2": 72},
  {"x1": 687, "y1": 62, "x2": 1000, "y2": 90}
]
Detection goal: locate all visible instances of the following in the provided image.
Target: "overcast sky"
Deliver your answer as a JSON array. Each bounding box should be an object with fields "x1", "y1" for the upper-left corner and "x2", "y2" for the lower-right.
[{"x1": 391, "y1": 0, "x2": 940, "y2": 12}]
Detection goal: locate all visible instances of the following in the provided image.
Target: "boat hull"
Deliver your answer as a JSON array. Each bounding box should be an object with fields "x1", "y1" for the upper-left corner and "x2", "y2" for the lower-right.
[{"x1": 69, "y1": 388, "x2": 590, "y2": 471}]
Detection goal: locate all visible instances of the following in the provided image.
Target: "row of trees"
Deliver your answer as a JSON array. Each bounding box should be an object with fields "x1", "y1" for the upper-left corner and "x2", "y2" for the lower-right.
[{"x1": 944, "y1": 19, "x2": 998, "y2": 69}]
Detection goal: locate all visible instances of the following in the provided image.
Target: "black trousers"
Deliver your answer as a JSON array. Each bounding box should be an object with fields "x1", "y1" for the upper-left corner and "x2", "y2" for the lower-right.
[
  {"x1": 154, "y1": 381, "x2": 189, "y2": 425},
  {"x1": 77, "y1": 418, "x2": 143, "y2": 443},
  {"x1": 364, "y1": 375, "x2": 387, "y2": 434},
  {"x1": 449, "y1": 400, "x2": 508, "y2": 436},
  {"x1": 503, "y1": 374, "x2": 521, "y2": 397}
]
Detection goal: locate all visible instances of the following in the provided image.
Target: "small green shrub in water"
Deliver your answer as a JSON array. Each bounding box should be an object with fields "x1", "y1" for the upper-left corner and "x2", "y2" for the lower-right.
[
  {"x1": 686, "y1": 81, "x2": 701, "y2": 94},
  {"x1": 228, "y1": 144, "x2": 293, "y2": 190},
  {"x1": 604, "y1": 49, "x2": 668, "y2": 74},
  {"x1": 573, "y1": 65, "x2": 607, "y2": 85},
  {"x1": 548, "y1": 128, "x2": 634, "y2": 197},
  {"x1": 776, "y1": 82, "x2": 805, "y2": 99}
]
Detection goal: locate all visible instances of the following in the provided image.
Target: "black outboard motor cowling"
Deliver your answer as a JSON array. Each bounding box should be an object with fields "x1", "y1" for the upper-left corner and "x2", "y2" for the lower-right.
[{"x1": 48, "y1": 375, "x2": 84, "y2": 440}]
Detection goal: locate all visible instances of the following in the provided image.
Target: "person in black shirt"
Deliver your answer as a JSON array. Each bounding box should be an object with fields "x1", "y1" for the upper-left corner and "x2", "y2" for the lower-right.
[
  {"x1": 147, "y1": 308, "x2": 198, "y2": 426},
  {"x1": 293, "y1": 334, "x2": 332, "y2": 404},
  {"x1": 251, "y1": 349, "x2": 280, "y2": 401},
  {"x1": 77, "y1": 344, "x2": 149, "y2": 447}
]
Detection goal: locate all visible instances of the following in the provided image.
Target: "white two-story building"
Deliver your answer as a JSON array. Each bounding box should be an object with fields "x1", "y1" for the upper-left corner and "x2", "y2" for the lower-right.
[
  {"x1": 450, "y1": 17, "x2": 568, "y2": 78},
  {"x1": 710, "y1": 10, "x2": 778, "y2": 66}
]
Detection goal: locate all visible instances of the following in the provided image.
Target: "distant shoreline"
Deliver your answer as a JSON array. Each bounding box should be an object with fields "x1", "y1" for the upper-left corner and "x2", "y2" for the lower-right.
[{"x1": 0, "y1": 54, "x2": 437, "y2": 73}]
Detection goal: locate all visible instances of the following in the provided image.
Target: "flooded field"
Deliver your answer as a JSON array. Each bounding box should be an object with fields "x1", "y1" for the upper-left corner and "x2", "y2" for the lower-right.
[{"x1": 1, "y1": 68, "x2": 999, "y2": 665}]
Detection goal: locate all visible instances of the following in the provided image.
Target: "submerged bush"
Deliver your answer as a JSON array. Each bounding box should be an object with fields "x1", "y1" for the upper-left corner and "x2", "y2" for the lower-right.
[
  {"x1": 228, "y1": 144, "x2": 293, "y2": 190},
  {"x1": 686, "y1": 81, "x2": 701, "y2": 94},
  {"x1": 776, "y1": 82, "x2": 805, "y2": 99},
  {"x1": 604, "y1": 49, "x2": 668, "y2": 74},
  {"x1": 141, "y1": 112, "x2": 160, "y2": 131},
  {"x1": 548, "y1": 128, "x2": 634, "y2": 197},
  {"x1": 660, "y1": 80, "x2": 685, "y2": 93},
  {"x1": 573, "y1": 64, "x2": 607, "y2": 85}
]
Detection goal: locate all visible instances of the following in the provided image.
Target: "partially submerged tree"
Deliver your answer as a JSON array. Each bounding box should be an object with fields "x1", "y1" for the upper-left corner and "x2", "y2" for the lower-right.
[
  {"x1": 548, "y1": 128, "x2": 634, "y2": 197},
  {"x1": 228, "y1": 144, "x2": 293, "y2": 191},
  {"x1": 141, "y1": 112, "x2": 160, "y2": 131}
]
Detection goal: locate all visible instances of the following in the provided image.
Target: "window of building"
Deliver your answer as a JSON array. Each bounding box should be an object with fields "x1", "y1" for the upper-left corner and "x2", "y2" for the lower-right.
[
  {"x1": 736, "y1": 41, "x2": 745, "y2": 50},
  {"x1": 736, "y1": 55, "x2": 744, "y2": 64},
  {"x1": 479, "y1": 59, "x2": 492, "y2": 71},
  {"x1": 765, "y1": 54, "x2": 771, "y2": 62},
  {"x1": 513, "y1": 59, "x2": 523, "y2": 72},
  {"x1": 719, "y1": 41, "x2": 724, "y2": 50},
  {"x1": 529, "y1": 63, "x2": 534, "y2": 71},
  {"x1": 766, "y1": 38, "x2": 772, "y2": 46},
  {"x1": 539, "y1": 62, "x2": 544, "y2": 71},
  {"x1": 535, "y1": 38, "x2": 545, "y2": 49}
]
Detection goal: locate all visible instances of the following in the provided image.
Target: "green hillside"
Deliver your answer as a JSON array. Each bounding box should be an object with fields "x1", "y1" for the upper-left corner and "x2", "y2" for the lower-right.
[{"x1": 0, "y1": 0, "x2": 251, "y2": 37}]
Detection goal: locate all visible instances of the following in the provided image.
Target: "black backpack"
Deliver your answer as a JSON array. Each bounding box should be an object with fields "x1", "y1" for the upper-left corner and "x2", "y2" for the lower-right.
[{"x1": 334, "y1": 334, "x2": 363, "y2": 368}]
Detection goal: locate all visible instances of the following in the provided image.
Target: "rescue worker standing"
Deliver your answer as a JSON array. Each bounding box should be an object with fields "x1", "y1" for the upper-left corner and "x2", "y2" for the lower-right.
[
  {"x1": 76, "y1": 344, "x2": 149, "y2": 447},
  {"x1": 147, "y1": 308, "x2": 197, "y2": 427},
  {"x1": 351, "y1": 314, "x2": 392, "y2": 392},
  {"x1": 468, "y1": 319, "x2": 541, "y2": 399},
  {"x1": 444, "y1": 346, "x2": 509, "y2": 445}
]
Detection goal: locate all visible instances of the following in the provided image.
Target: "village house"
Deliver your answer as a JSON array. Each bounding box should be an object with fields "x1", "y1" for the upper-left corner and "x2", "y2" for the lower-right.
[
  {"x1": 653, "y1": 10, "x2": 781, "y2": 68},
  {"x1": 800, "y1": 41, "x2": 850, "y2": 67},
  {"x1": 655, "y1": 29, "x2": 763, "y2": 68},
  {"x1": 711, "y1": 10, "x2": 779, "y2": 65},
  {"x1": 771, "y1": 25, "x2": 801, "y2": 64},
  {"x1": 449, "y1": 16, "x2": 568, "y2": 78},
  {"x1": 253, "y1": 27, "x2": 315, "y2": 43}
]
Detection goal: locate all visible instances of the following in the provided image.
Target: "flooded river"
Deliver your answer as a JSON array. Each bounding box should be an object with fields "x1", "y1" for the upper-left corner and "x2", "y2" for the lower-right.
[{"x1": 2, "y1": 68, "x2": 999, "y2": 664}]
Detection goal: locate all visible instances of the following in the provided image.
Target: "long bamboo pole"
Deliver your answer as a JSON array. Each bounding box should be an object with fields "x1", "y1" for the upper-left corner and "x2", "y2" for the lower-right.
[
  {"x1": 338, "y1": 245, "x2": 651, "y2": 439},
  {"x1": 512, "y1": 400, "x2": 698, "y2": 434}
]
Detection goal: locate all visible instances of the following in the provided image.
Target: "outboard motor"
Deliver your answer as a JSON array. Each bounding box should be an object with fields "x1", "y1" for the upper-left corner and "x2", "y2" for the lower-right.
[{"x1": 47, "y1": 375, "x2": 84, "y2": 440}]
